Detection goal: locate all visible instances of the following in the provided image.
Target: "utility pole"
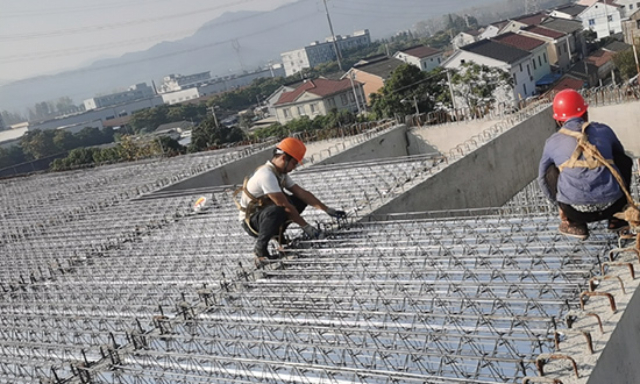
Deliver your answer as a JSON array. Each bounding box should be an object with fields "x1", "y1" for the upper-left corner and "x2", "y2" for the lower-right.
[
  {"x1": 323, "y1": 0, "x2": 343, "y2": 72},
  {"x1": 347, "y1": 71, "x2": 363, "y2": 114},
  {"x1": 446, "y1": 69, "x2": 457, "y2": 111},
  {"x1": 209, "y1": 106, "x2": 219, "y2": 129}
]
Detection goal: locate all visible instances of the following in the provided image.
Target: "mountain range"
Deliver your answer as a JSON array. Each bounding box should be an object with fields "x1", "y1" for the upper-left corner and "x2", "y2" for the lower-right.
[{"x1": 0, "y1": 0, "x2": 501, "y2": 113}]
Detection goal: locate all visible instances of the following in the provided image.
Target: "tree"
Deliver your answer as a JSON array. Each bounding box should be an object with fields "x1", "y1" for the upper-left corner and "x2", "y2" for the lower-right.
[
  {"x1": 370, "y1": 64, "x2": 449, "y2": 119},
  {"x1": 20, "y1": 129, "x2": 61, "y2": 159},
  {"x1": 613, "y1": 46, "x2": 638, "y2": 82},
  {"x1": 189, "y1": 116, "x2": 245, "y2": 152},
  {"x1": 449, "y1": 61, "x2": 514, "y2": 111}
]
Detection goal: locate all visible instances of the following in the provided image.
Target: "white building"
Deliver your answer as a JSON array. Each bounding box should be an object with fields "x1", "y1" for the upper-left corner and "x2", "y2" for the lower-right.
[
  {"x1": 549, "y1": 4, "x2": 588, "y2": 20},
  {"x1": 158, "y1": 72, "x2": 211, "y2": 93},
  {"x1": 393, "y1": 45, "x2": 443, "y2": 72},
  {"x1": 272, "y1": 78, "x2": 364, "y2": 124},
  {"x1": 442, "y1": 40, "x2": 535, "y2": 107},
  {"x1": 579, "y1": 1, "x2": 623, "y2": 40},
  {"x1": 281, "y1": 30, "x2": 371, "y2": 76},
  {"x1": 83, "y1": 83, "x2": 156, "y2": 111},
  {"x1": 492, "y1": 32, "x2": 551, "y2": 83},
  {"x1": 451, "y1": 30, "x2": 482, "y2": 49}
]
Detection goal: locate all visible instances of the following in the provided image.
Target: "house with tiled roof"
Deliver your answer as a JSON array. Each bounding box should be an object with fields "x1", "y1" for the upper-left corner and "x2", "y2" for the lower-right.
[
  {"x1": 273, "y1": 78, "x2": 364, "y2": 124},
  {"x1": 451, "y1": 30, "x2": 482, "y2": 49},
  {"x1": 539, "y1": 17, "x2": 587, "y2": 61},
  {"x1": 578, "y1": 1, "x2": 623, "y2": 40},
  {"x1": 519, "y1": 25, "x2": 573, "y2": 71},
  {"x1": 492, "y1": 32, "x2": 551, "y2": 83},
  {"x1": 343, "y1": 57, "x2": 405, "y2": 105},
  {"x1": 549, "y1": 4, "x2": 588, "y2": 20},
  {"x1": 393, "y1": 45, "x2": 443, "y2": 72},
  {"x1": 585, "y1": 49, "x2": 617, "y2": 81},
  {"x1": 498, "y1": 11, "x2": 550, "y2": 35},
  {"x1": 442, "y1": 40, "x2": 536, "y2": 104}
]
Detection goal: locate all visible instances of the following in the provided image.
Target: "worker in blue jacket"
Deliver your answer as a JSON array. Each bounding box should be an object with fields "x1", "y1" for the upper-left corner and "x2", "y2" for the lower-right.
[{"x1": 538, "y1": 89, "x2": 632, "y2": 240}]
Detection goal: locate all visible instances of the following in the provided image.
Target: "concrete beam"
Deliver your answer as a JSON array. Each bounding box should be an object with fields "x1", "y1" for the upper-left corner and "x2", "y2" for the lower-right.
[{"x1": 367, "y1": 106, "x2": 556, "y2": 215}]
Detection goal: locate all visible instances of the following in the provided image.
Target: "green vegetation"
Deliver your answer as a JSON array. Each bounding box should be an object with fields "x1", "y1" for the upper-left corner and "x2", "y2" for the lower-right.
[
  {"x1": 613, "y1": 45, "x2": 639, "y2": 82},
  {"x1": 450, "y1": 61, "x2": 513, "y2": 110}
]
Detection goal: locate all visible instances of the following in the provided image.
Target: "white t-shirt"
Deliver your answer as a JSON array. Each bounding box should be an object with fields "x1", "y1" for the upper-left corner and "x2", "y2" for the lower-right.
[{"x1": 238, "y1": 161, "x2": 296, "y2": 220}]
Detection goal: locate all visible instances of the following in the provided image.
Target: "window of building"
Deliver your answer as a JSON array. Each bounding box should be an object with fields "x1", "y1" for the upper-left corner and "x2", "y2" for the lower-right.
[
  {"x1": 514, "y1": 74, "x2": 518, "y2": 85},
  {"x1": 523, "y1": 83, "x2": 527, "y2": 95},
  {"x1": 527, "y1": 64, "x2": 531, "y2": 76},
  {"x1": 310, "y1": 103, "x2": 317, "y2": 114},
  {"x1": 340, "y1": 94, "x2": 349, "y2": 105},
  {"x1": 283, "y1": 109, "x2": 290, "y2": 118},
  {"x1": 543, "y1": 53, "x2": 547, "y2": 63},
  {"x1": 589, "y1": 19, "x2": 595, "y2": 26},
  {"x1": 297, "y1": 106, "x2": 305, "y2": 116},
  {"x1": 519, "y1": 63, "x2": 523, "y2": 72},
  {"x1": 348, "y1": 93, "x2": 355, "y2": 102},
  {"x1": 637, "y1": 2, "x2": 640, "y2": 8},
  {"x1": 608, "y1": 15, "x2": 613, "y2": 22},
  {"x1": 533, "y1": 60, "x2": 537, "y2": 70},
  {"x1": 630, "y1": 4, "x2": 634, "y2": 10},
  {"x1": 539, "y1": 56, "x2": 542, "y2": 66},
  {"x1": 327, "y1": 98, "x2": 336, "y2": 108}
]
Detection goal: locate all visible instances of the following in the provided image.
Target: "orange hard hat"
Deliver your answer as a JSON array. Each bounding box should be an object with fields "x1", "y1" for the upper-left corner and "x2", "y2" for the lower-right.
[
  {"x1": 276, "y1": 137, "x2": 306, "y2": 164},
  {"x1": 552, "y1": 89, "x2": 588, "y2": 121}
]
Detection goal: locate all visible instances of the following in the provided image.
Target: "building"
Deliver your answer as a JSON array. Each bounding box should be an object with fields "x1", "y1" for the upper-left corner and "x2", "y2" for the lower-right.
[
  {"x1": 549, "y1": 4, "x2": 588, "y2": 20},
  {"x1": 281, "y1": 30, "x2": 371, "y2": 76},
  {"x1": 158, "y1": 72, "x2": 211, "y2": 93},
  {"x1": 442, "y1": 40, "x2": 535, "y2": 106},
  {"x1": 614, "y1": 0, "x2": 640, "y2": 18},
  {"x1": 492, "y1": 32, "x2": 551, "y2": 83},
  {"x1": 498, "y1": 12, "x2": 550, "y2": 35},
  {"x1": 83, "y1": 83, "x2": 156, "y2": 111},
  {"x1": 478, "y1": 25, "x2": 501, "y2": 40},
  {"x1": 539, "y1": 17, "x2": 588, "y2": 59},
  {"x1": 519, "y1": 25, "x2": 573, "y2": 71},
  {"x1": 578, "y1": 1, "x2": 623, "y2": 40},
  {"x1": 393, "y1": 45, "x2": 443, "y2": 72},
  {"x1": 622, "y1": 8, "x2": 640, "y2": 44},
  {"x1": 343, "y1": 57, "x2": 405, "y2": 105},
  {"x1": 585, "y1": 48, "x2": 617, "y2": 84},
  {"x1": 273, "y1": 78, "x2": 364, "y2": 123},
  {"x1": 451, "y1": 30, "x2": 482, "y2": 49}
]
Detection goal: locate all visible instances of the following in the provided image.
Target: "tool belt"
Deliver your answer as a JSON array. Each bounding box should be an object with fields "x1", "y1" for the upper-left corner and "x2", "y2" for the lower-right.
[{"x1": 232, "y1": 164, "x2": 286, "y2": 235}]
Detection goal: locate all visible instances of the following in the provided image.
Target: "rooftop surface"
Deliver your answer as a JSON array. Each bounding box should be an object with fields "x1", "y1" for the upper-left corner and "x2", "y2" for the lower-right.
[
  {"x1": 0, "y1": 99, "x2": 639, "y2": 383},
  {"x1": 460, "y1": 39, "x2": 531, "y2": 64}
]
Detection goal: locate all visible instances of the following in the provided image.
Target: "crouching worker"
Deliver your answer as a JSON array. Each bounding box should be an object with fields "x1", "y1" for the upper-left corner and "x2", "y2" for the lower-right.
[
  {"x1": 234, "y1": 137, "x2": 346, "y2": 259},
  {"x1": 538, "y1": 89, "x2": 632, "y2": 240}
]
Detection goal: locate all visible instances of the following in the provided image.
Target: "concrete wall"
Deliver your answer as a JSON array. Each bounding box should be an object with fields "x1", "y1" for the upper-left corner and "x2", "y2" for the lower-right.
[
  {"x1": 368, "y1": 106, "x2": 556, "y2": 215},
  {"x1": 587, "y1": 286, "x2": 640, "y2": 384},
  {"x1": 316, "y1": 126, "x2": 410, "y2": 165},
  {"x1": 588, "y1": 102, "x2": 640, "y2": 157},
  {"x1": 158, "y1": 148, "x2": 272, "y2": 193}
]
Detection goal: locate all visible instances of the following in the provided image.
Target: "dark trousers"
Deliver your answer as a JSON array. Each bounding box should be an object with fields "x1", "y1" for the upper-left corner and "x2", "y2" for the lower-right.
[
  {"x1": 241, "y1": 195, "x2": 307, "y2": 250},
  {"x1": 545, "y1": 154, "x2": 633, "y2": 224}
]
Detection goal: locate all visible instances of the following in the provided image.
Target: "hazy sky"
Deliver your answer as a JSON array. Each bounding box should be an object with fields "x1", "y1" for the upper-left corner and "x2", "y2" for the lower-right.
[{"x1": 0, "y1": 0, "x2": 297, "y2": 83}]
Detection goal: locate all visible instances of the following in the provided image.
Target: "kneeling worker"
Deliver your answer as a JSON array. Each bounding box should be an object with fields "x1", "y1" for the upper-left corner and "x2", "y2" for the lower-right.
[
  {"x1": 236, "y1": 137, "x2": 346, "y2": 258},
  {"x1": 538, "y1": 89, "x2": 632, "y2": 240}
]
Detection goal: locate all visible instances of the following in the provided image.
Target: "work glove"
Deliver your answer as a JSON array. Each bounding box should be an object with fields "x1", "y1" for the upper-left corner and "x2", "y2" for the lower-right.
[
  {"x1": 326, "y1": 207, "x2": 347, "y2": 219},
  {"x1": 302, "y1": 224, "x2": 324, "y2": 239}
]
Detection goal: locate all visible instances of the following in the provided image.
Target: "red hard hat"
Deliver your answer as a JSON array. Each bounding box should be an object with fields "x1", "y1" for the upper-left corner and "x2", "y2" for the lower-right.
[{"x1": 552, "y1": 89, "x2": 588, "y2": 121}]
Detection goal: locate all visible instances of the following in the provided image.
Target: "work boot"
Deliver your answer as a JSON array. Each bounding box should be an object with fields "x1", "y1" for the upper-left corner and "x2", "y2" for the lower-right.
[
  {"x1": 607, "y1": 217, "x2": 629, "y2": 232},
  {"x1": 558, "y1": 220, "x2": 589, "y2": 240}
]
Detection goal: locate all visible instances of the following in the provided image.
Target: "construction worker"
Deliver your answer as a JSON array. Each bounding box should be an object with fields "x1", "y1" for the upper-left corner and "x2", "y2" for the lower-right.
[
  {"x1": 236, "y1": 137, "x2": 346, "y2": 258},
  {"x1": 538, "y1": 89, "x2": 632, "y2": 240}
]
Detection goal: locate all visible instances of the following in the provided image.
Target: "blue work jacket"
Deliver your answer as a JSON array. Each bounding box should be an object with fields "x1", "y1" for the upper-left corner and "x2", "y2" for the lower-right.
[{"x1": 538, "y1": 117, "x2": 625, "y2": 206}]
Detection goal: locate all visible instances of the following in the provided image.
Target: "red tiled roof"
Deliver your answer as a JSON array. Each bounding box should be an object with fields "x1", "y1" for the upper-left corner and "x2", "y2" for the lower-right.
[
  {"x1": 400, "y1": 45, "x2": 441, "y2": 58},
  {"x1": 549, "y1": 75, "x2": 585, "y2": 93},
  {"x1": 514, "y1": 11, "x2": 549, "y2": 26},
  {"x1": 523, "y1": 25, "x2": 566, "y2": 39},
  {"x1": 493, "y1": 32, "x2": 545, "y2": 52},
  {"x1": 585, "y1": 49, "x2": 615, "y2": 67},
  {"x1": 275, "y1": 78, "x2": 355, "y2": 105},
  {"x1": 598, "y1": 0, "x2": 621, "y2": 7}
]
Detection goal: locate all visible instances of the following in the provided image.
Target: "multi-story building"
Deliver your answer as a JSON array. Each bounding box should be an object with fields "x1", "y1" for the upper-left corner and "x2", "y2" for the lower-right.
[
  {"x1": 343, "y1": 56, "x2": 405, "y2": 105},
  {"x1": 622, "y1": 8, "x2": 640, "y2": 43},
  {"x1": 578, "y1": 1, "x2": 623, "y2": 40},
  {"x1": 281, "y1": 30, "x2": 371, "y2": 76},
  {"x1": 492, "y1": 32, "x2": 551, "y2": 83},
  {"x1": 393, "y1": 45, "x2": 443, "y2": 72},
  {"x1": 519, "y1": 25, "x2": 573, "y2": 72},
  {"x1": 158, "y1": 72, "x2": 211, "y2": 93},
  {"x1": 442, "y1": 40, "x2": 536, "y2": 106},
  {"x1": 272, "y1": 78, "x2": 365, "y2": 123},
  {"x1": 83, "y1": 83, "x2": 156, "y2": 111}
]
